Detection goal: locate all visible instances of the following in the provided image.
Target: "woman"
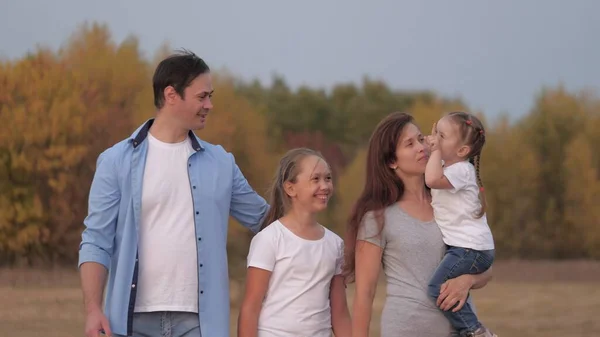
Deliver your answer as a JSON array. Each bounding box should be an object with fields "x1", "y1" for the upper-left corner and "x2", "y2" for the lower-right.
[{"x1": 343, "y1": 112, "x2": 493, "y2": 337}]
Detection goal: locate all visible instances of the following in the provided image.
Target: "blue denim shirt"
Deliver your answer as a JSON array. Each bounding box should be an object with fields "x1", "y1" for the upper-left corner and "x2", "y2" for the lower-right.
[{"x1": 78, "y1": 119, "x2": 269, "y2": 337}]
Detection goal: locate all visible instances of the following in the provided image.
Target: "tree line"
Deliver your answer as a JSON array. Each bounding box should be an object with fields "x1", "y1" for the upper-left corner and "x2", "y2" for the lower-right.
[{"x1": 1, "y1": 23, "x2": 598, "y2": 267}]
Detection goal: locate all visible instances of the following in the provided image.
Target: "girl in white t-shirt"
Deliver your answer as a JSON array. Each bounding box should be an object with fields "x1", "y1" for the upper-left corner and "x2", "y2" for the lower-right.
[
  {"x1": 425, "y1": 112, "x2": 497, "y2": 337},
  {"x1": 237, "y1": 148, "x2": 351, "y2": 337}
]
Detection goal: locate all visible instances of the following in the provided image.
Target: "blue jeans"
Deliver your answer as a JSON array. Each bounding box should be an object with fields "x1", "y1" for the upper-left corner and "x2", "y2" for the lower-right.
[
  {"x1": 428, "y1": 246, "x2": 495, "y2": 336},
  {"x1": 113, "y1": 311, "x2": 201, "y2": 337}
]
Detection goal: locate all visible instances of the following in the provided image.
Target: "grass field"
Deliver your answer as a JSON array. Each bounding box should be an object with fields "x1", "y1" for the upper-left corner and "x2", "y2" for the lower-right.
[{"x1": 1, "y1": 260, "x2": 599, "y2": 337}]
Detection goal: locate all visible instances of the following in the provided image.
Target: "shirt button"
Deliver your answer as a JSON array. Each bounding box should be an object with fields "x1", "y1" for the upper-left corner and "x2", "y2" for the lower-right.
[
  {"x1": 200, "y1": 290, "x2": 204, "y2": 294},
  {"x1": 196, "y1": 211, "x2": 199, "y2": 215},
  {"x1": 193, "y1": 186, "x2": 196, "y2": 189},
  {"x1": 131, "y1": 284, "x2": 136, "y2": 288},
  {"x1": 198, "y1": 237, "x2": 202, "y2": 241},
  {"x1": 200, "y1": 264, "x2": 203, "y2": 267},
  {"x1": 188, "y1": 163, "x2": 191, "y2": 167}
]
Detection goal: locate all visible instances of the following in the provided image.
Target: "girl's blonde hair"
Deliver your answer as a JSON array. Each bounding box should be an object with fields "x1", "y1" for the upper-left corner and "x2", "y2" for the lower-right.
[{"x1": 260, "y1": 148, "x2": 327, "y2": 230}]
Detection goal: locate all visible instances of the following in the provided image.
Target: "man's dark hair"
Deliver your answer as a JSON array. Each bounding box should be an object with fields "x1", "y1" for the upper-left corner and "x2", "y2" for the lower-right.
[{"x1": 152, "y1": 49, "x2": 210, "y2": 109}]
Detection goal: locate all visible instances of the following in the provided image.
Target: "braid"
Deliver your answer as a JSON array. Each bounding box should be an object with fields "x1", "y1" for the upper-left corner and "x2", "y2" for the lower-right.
[
  {"x1": 474, "y1": 153, "x2": 487, "y2": 218},
  {"x1": 447, "y1": 111, "x2": 488, "y2": 218},
  {"x1": 474, "y1": 154, "x2": 483, "y2": 188}
]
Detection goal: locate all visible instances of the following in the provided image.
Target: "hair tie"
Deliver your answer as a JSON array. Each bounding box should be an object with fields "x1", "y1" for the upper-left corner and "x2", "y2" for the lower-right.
[
  {"x1": 479, "y1": 187, "x2": 485, "y2": 192},
  {"x1": 466, "y1": 120, "x2": 472, "y2": 125},
  {"x1": 479, "y1": 130, "x2": 484, "y2": 135}
]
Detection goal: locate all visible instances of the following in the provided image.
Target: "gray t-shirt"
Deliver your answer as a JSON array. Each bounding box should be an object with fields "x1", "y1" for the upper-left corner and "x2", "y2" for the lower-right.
[{"x1": 357, "y1": 205, "x2": 456, "y2": 337}]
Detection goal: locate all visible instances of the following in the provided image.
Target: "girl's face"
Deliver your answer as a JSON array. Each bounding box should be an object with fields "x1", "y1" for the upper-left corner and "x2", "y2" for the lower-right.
[
  {"x1": 285, "y1": 155, "x2": 333, "y2": 213},
  {"x1": 391, "y1": 123, "x2": 429, "y2": 177},
  {"x1": 435, "y1": 116, "x2": 470, "y2": 162}
]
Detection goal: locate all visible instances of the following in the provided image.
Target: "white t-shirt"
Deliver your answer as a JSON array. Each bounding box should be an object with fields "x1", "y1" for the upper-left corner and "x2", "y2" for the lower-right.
[
  {"x1": 134, "y1": 133, "x2": 199, "y2": 313},
  {"x1": 430, "y1": 160, "x2": 495, "y2": 251},
  {"x1": 247, "y1": 220, "x2": 344, "y2": 337}
]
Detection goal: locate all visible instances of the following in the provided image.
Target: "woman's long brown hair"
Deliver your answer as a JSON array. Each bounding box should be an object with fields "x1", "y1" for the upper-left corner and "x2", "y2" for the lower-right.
[{"x1": 342, "y1": 112, "x2": 415, "y2": 283}]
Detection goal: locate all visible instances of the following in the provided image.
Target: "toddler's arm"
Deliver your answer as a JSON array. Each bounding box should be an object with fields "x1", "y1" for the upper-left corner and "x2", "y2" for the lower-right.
[
  {"x1": 424, "y1": 123, "x2": 454, "y2": 190},
  {"x1": 425, "y1": 148, "x2": 454, "y2": 190}
]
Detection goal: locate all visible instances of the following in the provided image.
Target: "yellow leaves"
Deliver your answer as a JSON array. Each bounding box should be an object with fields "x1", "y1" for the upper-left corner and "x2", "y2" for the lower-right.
[
  {"x1": 0, "y1": 189, "x2": 45, "y2": 263},
  {"x1": 1, "y1": 23, "x2": 599, "y2": 265},
  {"x1": 201, "y1": 74, "x2": 277, "y2": 194},
  {"x1": 0, "y1": 23, "x2": 151, "y2": 264},
  {"x1": 563, "y1": 135, "x2": 600, "y2": 258},
  {"x1": 332, "y1": 148, "x2": 367, "y2": 235},
  {"x1": 409, "y1": 96, "x2": 470, "y2": 133},
  {"x1": 198, "y1": 75, "x2": 277, "y2": 242}
]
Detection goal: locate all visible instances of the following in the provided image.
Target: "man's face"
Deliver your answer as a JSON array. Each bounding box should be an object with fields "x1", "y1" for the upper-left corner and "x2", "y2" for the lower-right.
[{"x1": 172, "y1": 72, "x2": 214, "y2": 131}]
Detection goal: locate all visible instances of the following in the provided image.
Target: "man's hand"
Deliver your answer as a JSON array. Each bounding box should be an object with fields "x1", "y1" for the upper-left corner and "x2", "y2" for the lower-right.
[{"x1": 85, "y1": 308, "x2": 112, "y2": 337}]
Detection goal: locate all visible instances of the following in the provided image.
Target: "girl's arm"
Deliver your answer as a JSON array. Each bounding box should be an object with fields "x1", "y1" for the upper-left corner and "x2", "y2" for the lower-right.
[
  {"x1": 437, "y1": 266, "x2": 493, "y2": 312},
  {"x1": 330, "y1": 275, "x2": 351, "y2": 336},
  {"x1": 352, "y1": 240, "x2": 383, "y2": 337},
  {"x1": 237, "y1": 267, "x2": 272, "y2": 337}
]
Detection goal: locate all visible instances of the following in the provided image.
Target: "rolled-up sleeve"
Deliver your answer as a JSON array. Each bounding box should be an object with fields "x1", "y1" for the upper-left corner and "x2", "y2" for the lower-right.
[
  {"x1": 228, "y1": 153, "x2": 269, "y2": 234},
  {"x1": 78, "y1": 150, "x2": 121, "y2": 270}
]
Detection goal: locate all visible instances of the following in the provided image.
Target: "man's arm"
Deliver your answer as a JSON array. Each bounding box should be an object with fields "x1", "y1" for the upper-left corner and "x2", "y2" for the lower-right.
[
  {"x1": 78, "y1": 150, "x2": 121, "y2": 336},
  {"x1": 228, "y1": 153, "x2": 269, "y2": 233}
]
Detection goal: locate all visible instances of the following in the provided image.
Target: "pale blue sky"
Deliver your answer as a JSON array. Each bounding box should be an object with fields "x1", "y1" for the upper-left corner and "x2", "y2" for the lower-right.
[{"x1": 1, "y1": 0, "x2": 598, "y2": 119}]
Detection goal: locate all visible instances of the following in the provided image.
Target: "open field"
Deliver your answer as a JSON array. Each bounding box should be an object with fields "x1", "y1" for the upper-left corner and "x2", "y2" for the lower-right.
[{"x1": 1, "y1": 260, "x2": 599, "y2": 337}]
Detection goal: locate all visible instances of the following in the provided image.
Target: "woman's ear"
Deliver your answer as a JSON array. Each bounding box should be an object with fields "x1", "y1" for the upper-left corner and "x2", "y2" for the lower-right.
[
  {"x1": 283, "y1": 181, "x2": 296, "y2": 198},
  {"x1": 388, "y1": 160, "x2": 398, "y2": 171}
]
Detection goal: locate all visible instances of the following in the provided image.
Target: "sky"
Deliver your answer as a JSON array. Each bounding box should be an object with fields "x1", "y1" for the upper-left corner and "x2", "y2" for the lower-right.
[{"x1": 1, "y1": 0, "x2": 598, "y2": 120}]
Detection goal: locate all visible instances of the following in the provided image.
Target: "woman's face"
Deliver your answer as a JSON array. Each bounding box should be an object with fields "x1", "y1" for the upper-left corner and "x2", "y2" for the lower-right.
[{"x1": 390, "y1": 123, "x2": 429, "y2": 177}]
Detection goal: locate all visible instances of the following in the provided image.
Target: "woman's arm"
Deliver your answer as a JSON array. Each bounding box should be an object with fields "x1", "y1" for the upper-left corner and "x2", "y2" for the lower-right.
[
  {"x1": 352, "y1": 241, "x2": 383, "y2": 337},
  {"x1": 437, "y1": 266, "x2": 493, "y2": 312},
  {"x1": 237, "y1": 267, "x2": 272, "y2": 337},
  {"x1": 470, "y1": 266, "x2": 493, "y2": 289},
  {"x1": 330, "y1": 275, "x2": 352, "y2": 336}
]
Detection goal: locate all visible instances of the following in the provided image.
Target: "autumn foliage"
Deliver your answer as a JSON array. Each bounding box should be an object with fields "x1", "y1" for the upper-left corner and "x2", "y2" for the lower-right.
[{"x1": 1, "y1": 23, "x2": 599, "y2": 266}]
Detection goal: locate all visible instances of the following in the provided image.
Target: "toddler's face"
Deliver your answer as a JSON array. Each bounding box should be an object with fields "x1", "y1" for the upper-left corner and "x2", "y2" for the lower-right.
[{"x1": 434, "y1": 116, "x2": 467, "y2": 162}]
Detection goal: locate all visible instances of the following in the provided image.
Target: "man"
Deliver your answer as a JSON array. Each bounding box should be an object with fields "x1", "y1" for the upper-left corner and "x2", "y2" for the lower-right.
[{"x1": 79, "y1": 50, "x2": 269, "y2": 337}]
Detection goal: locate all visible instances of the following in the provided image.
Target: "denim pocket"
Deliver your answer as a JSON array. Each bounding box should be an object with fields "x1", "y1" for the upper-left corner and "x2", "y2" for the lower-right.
[{"x1": 470, "y1": 250, "x2": 494, "y2": 273}]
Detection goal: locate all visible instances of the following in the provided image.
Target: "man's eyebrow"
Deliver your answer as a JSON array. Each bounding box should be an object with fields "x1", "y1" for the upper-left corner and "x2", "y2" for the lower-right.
[{"x1": 196, "y1": 90, "x2": 214, "y2": 96}]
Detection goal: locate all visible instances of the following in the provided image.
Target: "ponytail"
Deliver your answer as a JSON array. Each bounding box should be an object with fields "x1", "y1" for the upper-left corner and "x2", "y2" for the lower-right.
[{"x1": 260, "y1": 175, "x2": 286, "y2": 230}]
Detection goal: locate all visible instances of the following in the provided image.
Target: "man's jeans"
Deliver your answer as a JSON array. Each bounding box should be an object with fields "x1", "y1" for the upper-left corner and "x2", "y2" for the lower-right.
[
  {"x1": 113, "y1": 312, "x2": 201, "y2": 337},
  {"x1": 428, "y1": 246, "x2": 495, "y2": 336}
]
